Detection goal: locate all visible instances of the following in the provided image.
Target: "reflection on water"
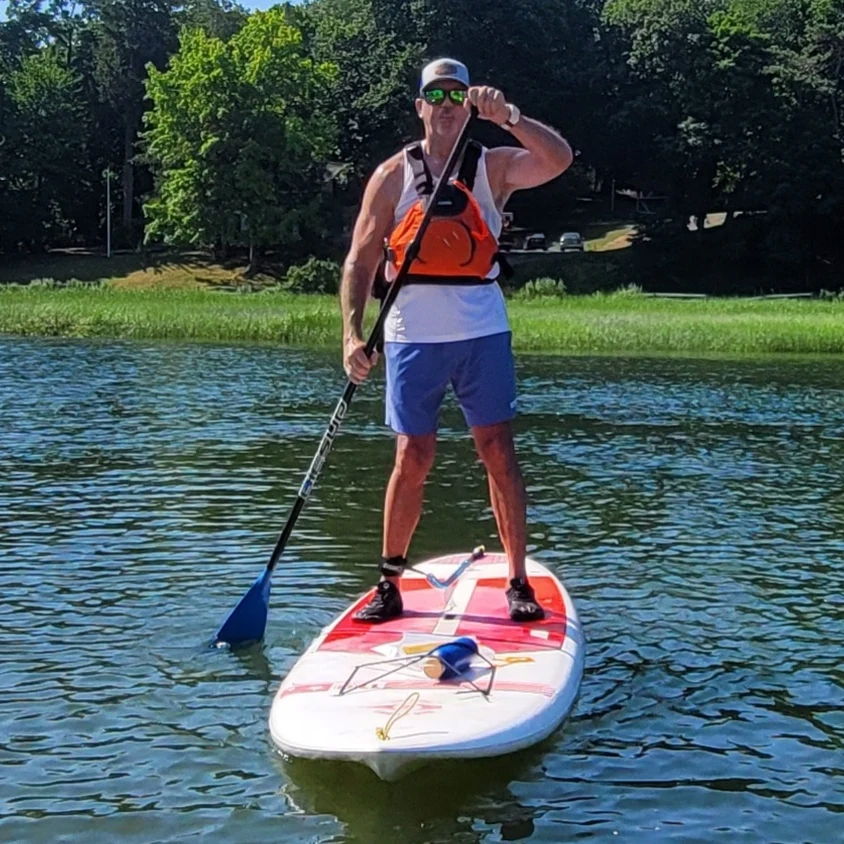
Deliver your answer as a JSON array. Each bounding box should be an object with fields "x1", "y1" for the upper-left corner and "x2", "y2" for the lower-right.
[{"x1": 1, "y1": 338, "x2": 842, "y2": 841}]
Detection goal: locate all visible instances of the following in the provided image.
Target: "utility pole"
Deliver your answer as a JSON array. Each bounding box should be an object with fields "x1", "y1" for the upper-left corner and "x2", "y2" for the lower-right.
[{"x1": 104, "y1": 169, "x2": 113, "y2": 257}]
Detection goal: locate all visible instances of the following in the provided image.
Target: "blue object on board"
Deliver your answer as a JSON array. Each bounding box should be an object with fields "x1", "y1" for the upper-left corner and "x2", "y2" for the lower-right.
[{"x1": 424, "y1": 637, "x2": 478, "y2": 680}]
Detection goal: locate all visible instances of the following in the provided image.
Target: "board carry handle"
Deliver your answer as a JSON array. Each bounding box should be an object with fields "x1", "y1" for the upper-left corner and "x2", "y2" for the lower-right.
[{"x1": 416, "y1": 545, "x2": 486, "y2": 589}]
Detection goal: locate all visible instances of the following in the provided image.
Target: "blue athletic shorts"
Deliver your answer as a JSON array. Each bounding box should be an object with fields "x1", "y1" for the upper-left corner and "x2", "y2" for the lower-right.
[{"x1": 384, "y1": 331, "x2": 517, "y2": 435}]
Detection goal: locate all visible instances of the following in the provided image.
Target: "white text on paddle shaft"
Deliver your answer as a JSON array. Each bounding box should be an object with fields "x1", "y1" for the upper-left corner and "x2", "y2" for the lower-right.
[{"x1": 299, "y1": 398, "x2": 349, "y2": 499}]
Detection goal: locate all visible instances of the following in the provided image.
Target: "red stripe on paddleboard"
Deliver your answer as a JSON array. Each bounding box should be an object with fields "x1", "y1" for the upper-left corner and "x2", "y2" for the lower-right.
[
  {"x1": 456, "y1": 577, "x2": 567, "y2": 651},
  {"x1": 320, "y1": 578, "x2": 445, "y2": 653},
  {"x1": 277, "y1": 679, "x2": 557, "y2": 699},
  {"x1": 320, "y1": 574, "x2": 567, "y2": 655},
  {"x1": 277, "y1": 682, "x2": 334, "y2": 699}
]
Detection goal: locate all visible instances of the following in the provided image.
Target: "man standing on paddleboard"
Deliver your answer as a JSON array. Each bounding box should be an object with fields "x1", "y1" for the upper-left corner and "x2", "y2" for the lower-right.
[{"x1": 341, "y1": 59, "x2": 572, "y2": 623}]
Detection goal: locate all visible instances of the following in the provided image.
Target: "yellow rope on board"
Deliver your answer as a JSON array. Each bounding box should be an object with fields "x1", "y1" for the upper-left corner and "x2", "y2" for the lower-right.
[{"x1": 375, "y1": 692, "x2": 420, "y2": 741}]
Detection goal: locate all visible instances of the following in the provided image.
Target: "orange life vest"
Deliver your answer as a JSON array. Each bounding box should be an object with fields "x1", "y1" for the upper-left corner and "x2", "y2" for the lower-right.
[{"x1": 386, "y1": 141, "x2": 500, "y2": 285}]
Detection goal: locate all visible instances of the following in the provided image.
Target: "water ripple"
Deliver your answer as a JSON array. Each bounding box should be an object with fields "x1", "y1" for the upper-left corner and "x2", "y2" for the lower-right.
[{"x1": 1, "y1": 339, "x2": 842, "y2": 841}]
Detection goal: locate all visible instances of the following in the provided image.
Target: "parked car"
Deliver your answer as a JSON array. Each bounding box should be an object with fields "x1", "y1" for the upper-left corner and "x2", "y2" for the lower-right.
[
  {"x1": 559, "y1": 231, "x2": 585, "y2": 252},
  {"x1": 524, "y1": 232, "x2": 547, "y2": 250}
]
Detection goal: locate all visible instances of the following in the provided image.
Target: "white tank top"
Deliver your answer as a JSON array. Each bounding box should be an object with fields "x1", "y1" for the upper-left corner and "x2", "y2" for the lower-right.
[{"x1": 383, "y1": 144, "x2": 510, "y2": 344}]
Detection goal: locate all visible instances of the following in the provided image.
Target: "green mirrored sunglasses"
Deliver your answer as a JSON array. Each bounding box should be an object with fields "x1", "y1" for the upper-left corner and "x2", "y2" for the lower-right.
[{"x1": 423, "y1": 88, "x2": 468, "y2": 106}]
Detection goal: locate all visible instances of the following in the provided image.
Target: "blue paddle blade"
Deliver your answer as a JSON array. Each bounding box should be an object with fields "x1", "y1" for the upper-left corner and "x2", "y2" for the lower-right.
[{"x1": 214, "y1": 569, "x2": 272, "y2": 646}]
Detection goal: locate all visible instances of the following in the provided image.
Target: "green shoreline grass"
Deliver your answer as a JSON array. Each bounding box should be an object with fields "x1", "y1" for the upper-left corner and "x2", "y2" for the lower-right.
[{"x1": 1, "y1": 285, "x2": 844, "y2": 355}]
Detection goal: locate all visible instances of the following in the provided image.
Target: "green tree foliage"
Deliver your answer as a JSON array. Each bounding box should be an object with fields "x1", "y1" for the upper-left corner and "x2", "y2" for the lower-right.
[
  {"x1": 604, "y1": 0, "x2": 844, "y2": 283},
  {"x1": 747, "y1": 0, "x2": 844, "y2": 272},
  {"x1": 1, "y1": 0, "x2": 843, "y2": 288},
  {"x1": 143, "y1": 9, "x2": 338, "y2": 266},
  {"x1": 85, "y1": 0, "x2": 178, "y2": 235},
  {"x1": 410, "y1": 0, "x2": 607, "y2": 228},
  {"x1": 2, "y1": 1, "x2": 55, "y2": 60},
  {"x1": 604, "y1": 0, "x2": 748, "y2": 219},
  {"x1": 301, "y1": 0, "x2": 605, "y2": 226},
  {"x1": 176, "y1": 0, "x2": 248, "y2": 40},
  {"x1": 299, "y1": 0, "x2": 425, "y2": 172},
  {"x1": 284, "y1": 255, "x2": 341, "y2": 293},
  {"x1": 0, "y1": 49, "x2": 87, "y2": 250}
]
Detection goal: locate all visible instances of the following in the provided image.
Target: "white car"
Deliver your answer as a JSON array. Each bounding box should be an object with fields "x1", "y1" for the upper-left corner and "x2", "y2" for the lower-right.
[
  {"x1": 524, "y1": 232, "x2": 547, "y2": 250},
  {"x1": 559, "y1": 232, "x2": 585, "y2": 252}
]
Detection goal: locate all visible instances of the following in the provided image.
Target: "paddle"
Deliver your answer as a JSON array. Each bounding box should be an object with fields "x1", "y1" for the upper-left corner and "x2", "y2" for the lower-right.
[{"x1": 214, "y1": 107, "x2": 480, "y2": 646}]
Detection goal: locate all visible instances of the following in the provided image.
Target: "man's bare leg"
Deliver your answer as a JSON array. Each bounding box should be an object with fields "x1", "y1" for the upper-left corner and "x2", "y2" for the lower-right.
[
  {"x1": 381, "y1": 433, "x2": 437, "y2": 587},
  {"x1": 471, "y1": 421, "x2": 543, "y2": 620},
  {"x1": 354, "y1": 433, "x2": 436, "y2": 622},
  {"x1": 470, "y1": 421, "x2": 526, "y2": 578}
]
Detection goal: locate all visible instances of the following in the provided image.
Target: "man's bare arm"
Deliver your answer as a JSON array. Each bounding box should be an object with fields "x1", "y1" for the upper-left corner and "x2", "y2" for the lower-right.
[
  {"x1": 340, "y1": 156, "x2": 400, "y2": 383},
  {"x1": 496, "y1": 117, "x2": 573, "y2": 194},
  {"x1": 465, "y1": 85, "x2": 572, "y2": 202}
]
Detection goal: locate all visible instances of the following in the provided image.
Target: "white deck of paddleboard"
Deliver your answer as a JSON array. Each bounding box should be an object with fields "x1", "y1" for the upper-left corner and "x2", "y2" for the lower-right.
[{"x1": 269, "y1": 553, "x2": 584, "y2": 781}]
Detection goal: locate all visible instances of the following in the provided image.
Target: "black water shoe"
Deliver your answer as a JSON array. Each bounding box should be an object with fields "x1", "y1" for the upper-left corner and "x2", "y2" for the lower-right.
[
  {"x1": 506, "y1": 577, "x2": 545, "y2": 622},
  {"x1": 354, "y1": 580, "x2": 403, "y2": 623}
]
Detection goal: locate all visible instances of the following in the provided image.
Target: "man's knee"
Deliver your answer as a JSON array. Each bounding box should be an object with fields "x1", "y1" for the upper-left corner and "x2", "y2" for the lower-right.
[
  {"x1": 472, "y1": 422, "x2": 520, "y2": 475},
  {"x1": 394, "y1": 434, "x2": 436, "y2": 482}
]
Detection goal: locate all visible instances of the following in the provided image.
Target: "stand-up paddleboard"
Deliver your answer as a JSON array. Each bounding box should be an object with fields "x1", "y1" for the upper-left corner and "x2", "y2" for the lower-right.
[{"x1": 269, "y1": 551, "x2": 584, "y2": 781}]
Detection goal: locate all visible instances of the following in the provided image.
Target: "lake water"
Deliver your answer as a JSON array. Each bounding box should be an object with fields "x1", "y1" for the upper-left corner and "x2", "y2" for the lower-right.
[{"x1": 1, "y1": 337, "x2": 842, "y2": 842}]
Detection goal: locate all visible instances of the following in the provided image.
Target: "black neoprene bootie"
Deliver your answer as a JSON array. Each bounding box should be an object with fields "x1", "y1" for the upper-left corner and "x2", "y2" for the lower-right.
[
  {"x1": 353, "y1": 580, "x2": 403, "y2": 623},
  {"x1": 506, "y1": 577, "x2": 545, "y2": 622}
]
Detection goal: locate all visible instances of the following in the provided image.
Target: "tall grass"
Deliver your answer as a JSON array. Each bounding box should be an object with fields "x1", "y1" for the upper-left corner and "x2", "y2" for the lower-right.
[
  {"x1": 508, "y1": 292, "x2": 844, "y2": 354},
  {"x1": 2, "y1": 285, "x2": 844, "y2": 354},
  {"x1": 0, "y1": 285, "x2": 341, "y2": 344}
]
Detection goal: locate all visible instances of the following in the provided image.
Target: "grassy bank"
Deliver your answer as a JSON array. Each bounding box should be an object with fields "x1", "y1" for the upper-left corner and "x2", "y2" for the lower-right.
[
  {"x1": 0, "y1": 250, "x2": 281, "y2": 288},
  {"x1": 510, "y1": 293, "x2": 844, "y2": 354},
  {"x1": 0, "y1": 286, "x2": 337, "y2": 344},
  {"x1": 2, "y1": 285, "x2": 844, "y2": 354}
]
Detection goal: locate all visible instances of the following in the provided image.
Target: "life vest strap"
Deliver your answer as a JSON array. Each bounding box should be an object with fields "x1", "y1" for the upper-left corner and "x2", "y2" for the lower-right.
[
  {"x1": 457, "y1": 142, "x2": 482, "y2": 191},
  {"x1": 404, "y1": 274, "x2": 496, "y2": 286},
  {"x1": 407, "y1": 143, "x2": 433, "y2": 195},
  {"x1": 406, "y1": 141, "x2": 483, "y2": 196}
]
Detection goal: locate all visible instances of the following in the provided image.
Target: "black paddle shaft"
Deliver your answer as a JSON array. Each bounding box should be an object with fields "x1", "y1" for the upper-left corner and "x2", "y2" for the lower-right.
[{"x1": 266, "y1": 109, "x2": 479, "y2": 574}]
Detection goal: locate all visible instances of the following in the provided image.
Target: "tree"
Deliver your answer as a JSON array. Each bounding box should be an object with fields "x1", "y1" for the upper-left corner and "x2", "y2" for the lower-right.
[
  {"x1": 143, "y1": 8, "x2": 338, "y2": 268},
  {"x1": 604, "y1": 0, "x2": 844, "y2": 282},
  {"x1": 175, "y1": 0, "x2": 248, "y2": 40},
  {"x1": 1, "y1": 48, "x2": 88, "y2": 250},
  {"x1": 299, "y1": 0, "x2": 425, "y2": 174},
  {"x1": 301, "y1": 0, "x2": 604, "y2": 225},
  {"x1": 86, "y1": 0, "x2": 177, "y2": 238},
  {"x1": 750, "y1": 0, "x2": 844, "y2": 274}
]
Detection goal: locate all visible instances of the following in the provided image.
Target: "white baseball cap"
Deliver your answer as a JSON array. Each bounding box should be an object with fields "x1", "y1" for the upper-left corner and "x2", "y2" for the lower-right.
[{"x1": 419, "y1": 58, "x2": 470, "y2": 92}]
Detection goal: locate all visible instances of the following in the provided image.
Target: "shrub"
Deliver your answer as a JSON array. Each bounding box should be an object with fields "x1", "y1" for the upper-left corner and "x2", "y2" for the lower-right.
[
  {"x1": 509, "y1": 252, "x2": 630, "y2": 294},
  {"x1": 819, "y1": 288, "x2": 844, "y2": 300},
  {"x1": 26, "y1": 277, "x2": 102, "y2": 289},
  {"x1": 511, "y1": 277, "x2": 567, "y2": 299},
  {"x1": 611, "y1": 283, "x2": 643, "y2": 297},
  {"x1": 284, "y1": 257, "x2": 341, "y2": 294}
]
